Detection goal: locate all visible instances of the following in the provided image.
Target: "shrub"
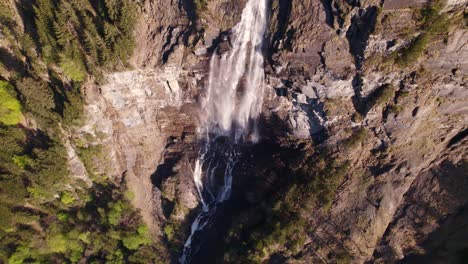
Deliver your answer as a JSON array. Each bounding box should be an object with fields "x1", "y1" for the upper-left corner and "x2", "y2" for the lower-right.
[
  {"x1": 48, "y1": 233, "x2": 68, "y2": 253},
  {"x1": 57, "y1": 212, "x2": 69, "y2": 222},
  {"x1": 0, "y1": 204, "x2": 14, "y2": 232},
  {"x1": 60, "y1": 58, "x2": 87, "y2": 83},
  {"x1": 344, "y1": 128, "x2": 368, "y2": 148},
  {"x1": 107, "y1": 201, "x2": 123, "y2": 226},
  {"x1": 12, "y1": 155, "x2": 34, "y2": 169},
  {"x1": 164, "y1": 224, "x2": 175, "y2": 241},
  {"x1": 78, "y1": 232, "x2": 91, "y2": 244},
  {"x1": 195, "y1": 0, "x2": 208, "y2": 12},
  {"x1": 8, "y1": 246, "x2": 30, "y2": 264},
  {"x1": 61, "y1": 192, "x2": 75, "y2": 205},
  {"x1": 366, "y1": 84, "x2": 395, "y2": 109},
  {"x1": 396, "y1": 0, "x2": 450, "y2": 66},
  {"x1": 122, "y1": 233, "x2": 150, "y2": 250}
]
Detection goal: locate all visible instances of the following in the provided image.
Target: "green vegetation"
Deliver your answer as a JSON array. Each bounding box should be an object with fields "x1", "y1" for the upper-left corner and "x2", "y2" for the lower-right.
[
  {"x1": 12, "y1": 155, "x2": 34, "y2": 169},
  {"x1": 386, "y1": 104, "x2": 403, "y2": 116},
  {"x1": 224, "y1": 151, "x2": 352, "y2": 262},
  {"x1": 162, "y1": 202, "x2": 193, "y2": 255},
  {"x1": 344, "y1": 127, "x2": 368, "y2": 148},
  {"x1": 61, "y1": 191, "x2": 76, "y2": 205},
  {"x1": 194, "y1": 0, "x2": 208, "y2": 13},
  {"x1": 60, "y1": 58, "x2": 87, "y2": 83},
  {"x1": 76, "y1": 144, "x2": 106, "y2": 182},
  {"x1": 122, "y1": 225, "x2": 152, "y2": 250},
  {"x1": 0, "y1": 0, "x2": 163, "y2": 263},
  {"x1": 1, "y1": 178, "x2": 165, "y2": 263},
  {"x1": 164, "y1": 224, "x2": 175, "y2": 241},
  {"x1": 365, "y1": 83, "x2": 395, "y2": 110},
  {"x1": 395, "y1": 0, "x2": 450, "y2": 66},
  {"x1": 34, "y1": 0, "x2": 138, "y2": 76},
  {"x1": 0, "y1": 81, "x2": 22, "y2": 125},
  {"x1": 16, "y1": 77, "x2": 58, "y2": 124}
]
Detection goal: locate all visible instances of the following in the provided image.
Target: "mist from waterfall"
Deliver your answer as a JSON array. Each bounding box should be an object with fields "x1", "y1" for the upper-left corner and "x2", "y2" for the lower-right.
[{"x1": 180, "y1": 0, "x2": 268, "y2": 262}]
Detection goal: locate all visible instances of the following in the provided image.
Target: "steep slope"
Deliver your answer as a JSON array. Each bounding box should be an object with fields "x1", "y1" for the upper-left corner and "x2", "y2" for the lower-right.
[
  {"x1": 78, "y1": 0, "x2": 467, "y2": 263},
  {"x1": 1, "y1": 0, "x2": 466, "y2": 263},
  {"x1": 0, "y1": 0, "x2": 165, "y2": 262}
]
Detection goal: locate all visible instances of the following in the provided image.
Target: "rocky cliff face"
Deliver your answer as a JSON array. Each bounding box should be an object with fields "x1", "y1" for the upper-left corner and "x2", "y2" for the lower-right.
[{"x1": 74, "y1": 0, "x2": 468, "y2": 263}]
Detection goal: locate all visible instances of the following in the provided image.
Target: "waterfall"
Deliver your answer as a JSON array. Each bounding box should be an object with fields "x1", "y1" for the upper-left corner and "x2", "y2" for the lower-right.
[
  {"x1": 200, "y1": 0, "x2": 268, "y2": 142},
  {"x1": 180, "y1": 0, "x2": 268, "y2": 262}
]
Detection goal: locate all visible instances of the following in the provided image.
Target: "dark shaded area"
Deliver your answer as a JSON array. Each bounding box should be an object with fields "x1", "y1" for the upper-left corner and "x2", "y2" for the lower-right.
[
  {"x1": 353, "y1": 82, "x2": 394, "y2": 116},
  {"x1": 412, "y1": 106, "x2": 419, "y2": 117},
  {"x1": 48, "y1": 70, "x2": 73, "y2": 117},
  {"x1": 447, "y1": 128, "x2": 468, "y2": 148},
  {"x1": 346, "y1": 0, "x2": 361, "y2": 7},
  {"x1": 369, "y1": 163, "x2": 395, "y2": 177},
  {"x1": 321, "y1": 0, "x2": 335, "y2": 28},
  {"x1": 232, "y1": 138, "x2": 290, "y2": 203},
  {"x1": 270, "y1": 0, "x2": 293, "y2": 53},
  {"x1": 23, "y1": 127, "x2": 50, "y2": 154},
  {"x1": 304, "y1": 98, "x2": 328, "y2": 143},
  {"x1": 268, "y1": 253, "x2": 289, "y2": 264},
  {"x1": 179, "y1": 0, "x2": 198, "y2": 27},
  {"x1": 0, "y1": 47, "x2": 26, "y2": 74},
  {"x1": 351, "y1": 73, "x2": 364, "y2": 115},
  {"x1": 162, "y1": 0, "x2": 204, "y2": 63},
  {"x1": 171, "y1": 112, "x2": 313, "y2": 263},
  {"x1": 150, "y1": 138, "x2": 186, "y2": 220},
  {"x1": 162, "y1": 26, "x2": 182, "y2": 64},
  {"x1": 15, "y1": 0, "x2": 41, "y2": 48},
  {"x1": 400, "y1": 208, "x2": 468, "y2": 264},
  {"x1": 275, "y1": 87, "x2": 288, "y2": 97},
  {"x1": 150, "y1": 143, "x2": 182, "y2": 188},
  {"x1": 206, "y1": 30, "x2": 232, "y2": 54},
  {"x1": 187, "y1": 202, "x2": 238, "y2": 264},
  {"x1": 346, "y1": 6, "x2": 378, "y2": 69},
  {"x1": 399, "y1": 160, "x2": 468, "y2": 264}
]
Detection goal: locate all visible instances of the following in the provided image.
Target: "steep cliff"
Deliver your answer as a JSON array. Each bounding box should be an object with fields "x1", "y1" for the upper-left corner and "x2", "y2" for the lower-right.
[
  {"x1": 75, "y1": 0, "x2": 467, "y2": 263},
  {"x1": 2, "y1": 0, "x2": 465, "y2": 263}
]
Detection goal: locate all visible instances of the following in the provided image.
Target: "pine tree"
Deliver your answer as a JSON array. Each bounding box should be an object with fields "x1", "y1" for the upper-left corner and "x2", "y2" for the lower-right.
[
  {"x1": 16, "y1": 78, "x2": 57, "y2": 122},
  {"x1": 34, "y1": 0, "x2": 58, "y2": 60}
]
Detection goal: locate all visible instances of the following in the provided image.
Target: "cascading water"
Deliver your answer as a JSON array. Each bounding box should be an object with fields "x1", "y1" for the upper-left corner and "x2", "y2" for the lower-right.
[{"x1": 180, "y1": 0, "x2": 268, "y2": 262}]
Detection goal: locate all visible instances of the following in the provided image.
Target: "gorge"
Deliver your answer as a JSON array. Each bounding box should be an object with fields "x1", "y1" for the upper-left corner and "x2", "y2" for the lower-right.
[{"x1": 181, "y1": 0, "x2": 268, "y2": 261}]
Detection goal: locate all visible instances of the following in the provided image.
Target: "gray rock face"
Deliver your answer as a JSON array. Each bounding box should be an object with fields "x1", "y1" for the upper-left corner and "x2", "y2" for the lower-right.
[
  {"x1": 426, "y1": 29, "x2": 468, "y2": 74},
  {"x1": 130, "y1": 1, "x2": 190, "y2": 68},
  {"x1": 76, "y1": 68, "x2": 200, "y2": 232},
  {"x1": 77, "y1": 0, "x2": 468, "y2": 262},
  {"x1": 383, "y1": 0, "x2": 428, "y2": 10}
]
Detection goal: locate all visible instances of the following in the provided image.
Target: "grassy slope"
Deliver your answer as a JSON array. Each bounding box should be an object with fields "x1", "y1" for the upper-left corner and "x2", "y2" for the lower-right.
[{"x1": 0, "y1": 81, "x2": 22, "y2": 125}]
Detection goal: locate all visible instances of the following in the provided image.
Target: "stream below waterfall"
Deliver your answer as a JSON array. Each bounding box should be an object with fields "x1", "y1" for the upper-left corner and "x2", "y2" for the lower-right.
[{"x1": 179, "y1": 0, "x2": 269, "y2": 263}]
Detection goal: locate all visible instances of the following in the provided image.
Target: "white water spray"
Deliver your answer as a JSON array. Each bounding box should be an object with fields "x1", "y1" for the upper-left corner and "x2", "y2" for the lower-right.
[
  {"x1": 180, "y1": 0, "x2": 268, "y2": 262},
  {"x1": 200, "y1": 0, "x2": 268, "y2": 141}
]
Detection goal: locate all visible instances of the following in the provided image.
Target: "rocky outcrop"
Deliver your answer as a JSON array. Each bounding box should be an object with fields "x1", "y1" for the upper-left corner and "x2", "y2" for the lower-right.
[
  {"x1": 74, "y1": 67, "x2": 201, "y2": 234},
  {"x1": 130, "y1": 1, "x2": 191, "y2": 67},
  {"x1": 373, "y1": 140, "x2": 467, "y2": 263}
]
